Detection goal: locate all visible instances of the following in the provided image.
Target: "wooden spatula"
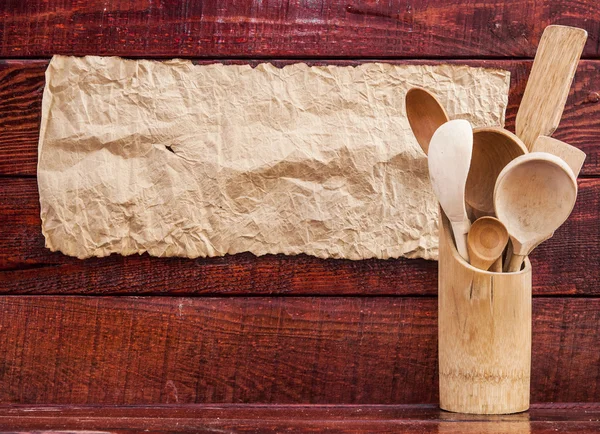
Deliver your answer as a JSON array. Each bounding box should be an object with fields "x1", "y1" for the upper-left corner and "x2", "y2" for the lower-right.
[
  {"x1": 428, "y1": 120, "x2": 473, "y2": 261},
  {"x1": 515, "y1": 25, "x2": 587, "y2": 151},
  {"x1": 531, "y1": 135, "x2": 586, "y2": 177}
]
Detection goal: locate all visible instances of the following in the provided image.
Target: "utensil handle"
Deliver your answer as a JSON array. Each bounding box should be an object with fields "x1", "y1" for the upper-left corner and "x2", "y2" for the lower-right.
[
  {"x1": 507, "y1": 254, "x2": 526, "y2": 272},
  {"x1": 502, "y1": 241, "x2": 514, "y2": 272},
  {"x1": 451, "y1": 219, "x2": 471, "y2": 262},
  {"x1": 490, "y1": 257, "x2": 502, "y2": 273}
]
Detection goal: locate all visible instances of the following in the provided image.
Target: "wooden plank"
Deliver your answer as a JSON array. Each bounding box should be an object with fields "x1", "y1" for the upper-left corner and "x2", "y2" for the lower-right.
[
  {"x1": 0, "y1": 60, "x2": 45, "y2": 176},
  {"x1": 1, "y1": 59, "x2": 599, "y2": 177},
  {"x1": 6, "y1": 421, "x2": 600, "y2": 434},
  {"x1": 0, "y1": 296, "x2": 439, "y2": 405},
  {"x1": 1, "y1": 177, "x2": 597, "y2": 296},
  {"x1": 0, "y1": 404, "x2": 598, "y2": 433},
  {"x1": 0, "y1": 296, "x2": 599, "y2": 405},
  {"x1": 0, "y1": 1, "x2": 599, "y2": 58},
  {"x1": 1, "y1": 402, "x2": 599, "y2": 422}
]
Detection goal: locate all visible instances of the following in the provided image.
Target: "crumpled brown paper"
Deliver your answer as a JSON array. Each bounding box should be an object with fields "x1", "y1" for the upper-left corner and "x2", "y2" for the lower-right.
[{"x1": 38, "y1": 55, "x2": 510, "y2": 260}]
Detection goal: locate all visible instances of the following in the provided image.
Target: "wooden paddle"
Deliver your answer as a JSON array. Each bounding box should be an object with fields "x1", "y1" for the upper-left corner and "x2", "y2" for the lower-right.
[{"x1": 515, "y1": 25, "x2": 587, "y2": 151}]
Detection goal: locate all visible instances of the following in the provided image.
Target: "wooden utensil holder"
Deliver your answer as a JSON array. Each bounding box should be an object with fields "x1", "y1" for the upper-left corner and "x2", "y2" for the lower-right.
[{"x1": 438, "y1": 211, "x2": 532, "y2": 414}]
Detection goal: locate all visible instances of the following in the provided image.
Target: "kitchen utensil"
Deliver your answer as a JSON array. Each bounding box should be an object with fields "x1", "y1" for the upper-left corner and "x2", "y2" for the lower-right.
[
  {"x1": 515, "y1": 25, "x2": 588, "y2": 150},
  {"x1": 494, "y1": 152, "x2": 578, "y2": 272},
  {"x1": 531, "y1": 135, "x2": 586, "y2": 177},
  {"x1": 467, "y1": 216, "x2": 509, "y2": 271},
  {"x1": 428, "y1": 119, "x2": 473, "y2": 260},
  {"x1": 406, "y1": 87, "x2": 449, "y2": 155},
  {"x1": 466, "y1": 127, "x2": 528, "y2": 218}
]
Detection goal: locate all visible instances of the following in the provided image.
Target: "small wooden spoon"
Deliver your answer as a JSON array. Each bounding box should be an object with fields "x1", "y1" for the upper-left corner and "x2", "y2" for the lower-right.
[
  {"x1": 467, "y1": 217, "x2": 509, "y2": 271},
  {"x1": 494, "y1": 152, "x2": 578, "y2": 272},
  {"x1": 465, "y1": 127, "x2": 528, "y2": 218},
  {"x1": 406, "y1": 87, "x2": 449, "y2": 155},
  {"x1": 531, "y1": 135, "x2": 586, "y2": 177},
  {"x1": 428, "y1": 119, "x2": 473, "y2": 261}
]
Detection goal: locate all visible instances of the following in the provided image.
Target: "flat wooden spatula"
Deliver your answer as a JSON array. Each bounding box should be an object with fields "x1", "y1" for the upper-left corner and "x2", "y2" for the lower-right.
[
  {"x1": 428, "y1": 120, "x2": 473, "y2": 261},
  {"x1": 531, "y1": 135, "x2": 586, "y2": 177},
  {"x1": 515, "y1": 25, "x2": 587, "y2": 151}
]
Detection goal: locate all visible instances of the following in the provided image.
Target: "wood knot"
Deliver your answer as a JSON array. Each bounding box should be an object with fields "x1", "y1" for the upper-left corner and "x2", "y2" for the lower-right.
[{"x1": 586, "y1": 92, "x2": 600, "y2": 103}]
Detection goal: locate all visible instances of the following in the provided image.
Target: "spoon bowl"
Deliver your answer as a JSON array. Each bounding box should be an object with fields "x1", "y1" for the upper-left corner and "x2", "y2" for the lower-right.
[
  {"x1": 406, "y1": 87, "x2": 449, "y2": 155},
  {"x1": 466, "y1": 127, "x2": 528, "y2": 218},
  {"x1": 494, "y1": 152, "x2": 578, "y2": 272},
  {"x1": 467, "y1": 216, "x2": 509, "y2": 271}
]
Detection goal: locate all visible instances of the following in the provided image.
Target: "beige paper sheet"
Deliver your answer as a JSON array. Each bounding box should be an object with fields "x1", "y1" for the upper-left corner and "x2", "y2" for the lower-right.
[{"x1": 38, "y1": 56, "x2": 510, "y2": 260}]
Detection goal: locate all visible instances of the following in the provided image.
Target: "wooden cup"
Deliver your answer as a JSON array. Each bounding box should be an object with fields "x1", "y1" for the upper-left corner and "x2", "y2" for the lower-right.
[{"x1": 438, "y1": 211, "x2": 532, "y2": 414}]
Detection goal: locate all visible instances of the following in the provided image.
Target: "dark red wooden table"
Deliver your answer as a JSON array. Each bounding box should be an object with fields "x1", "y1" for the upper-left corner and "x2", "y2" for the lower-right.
[{"x1": 0, "y1": 1, "x2": 599, "y2": 432}]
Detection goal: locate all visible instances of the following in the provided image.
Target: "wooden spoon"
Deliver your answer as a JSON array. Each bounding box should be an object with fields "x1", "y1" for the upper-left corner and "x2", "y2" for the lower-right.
[
  {"x1": 494, "y1": 152, "x2": 578, "y2": 272},
  {"x1": 531, "y1": 135, "x2": 586, "y2": 177},
  {"x1": 467, "y1": 217, "x2": 509, "y2": 272},
  {"x1": 465, "y1": 127, "x2": 528, "y2": 218},
  {"x1": 406, "y1": 87, "x2": 449, "y2": 155},
  {"x1": 515, "y1": 25, "x2": 587, "y2": 151},
  {"x1": 428, "y1": 119, "x2": 473, "y2": 261}
]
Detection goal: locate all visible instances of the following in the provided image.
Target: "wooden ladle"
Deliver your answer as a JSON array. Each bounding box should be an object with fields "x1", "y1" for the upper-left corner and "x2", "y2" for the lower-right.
[
  {"x1": 467, "y1": 216, "x2": 509, "y2": 272},
  {"x1": 406, "y1": 87, "x2": 449, "y2": 155},
  {"x1": 494, "y1": 152, "x2": 578, "y2": 272},
  {"x1": 465, "y1": 127, "x2": 528, "y2": 218},
  {"x1": 428, "y1": 119, "x2": 473, "y2": 261}
]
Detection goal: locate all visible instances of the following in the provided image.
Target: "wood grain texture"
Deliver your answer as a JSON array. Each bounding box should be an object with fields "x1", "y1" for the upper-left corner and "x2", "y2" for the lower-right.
[
  {"x1": 0, "y1": 0, "x2": 599, "y2": 58},
  {"x1": 0, "y1": 296, "x2": 598, "y2": 405},
  {"x1": 0, "y1": 404, "x2": 599, "y2": 433},
  {"x1": 0, "y1": 1, "x2": 598, "y2": 417},
  {"x1": 0, "y1": 296, "x2": 439, "y2": 405},
  {"x1": 1, "y1": 177, "x2": 597, "y2": 296},
  {"x1": 1, "y1": 59, "x2": 599, "y2": 177}
]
